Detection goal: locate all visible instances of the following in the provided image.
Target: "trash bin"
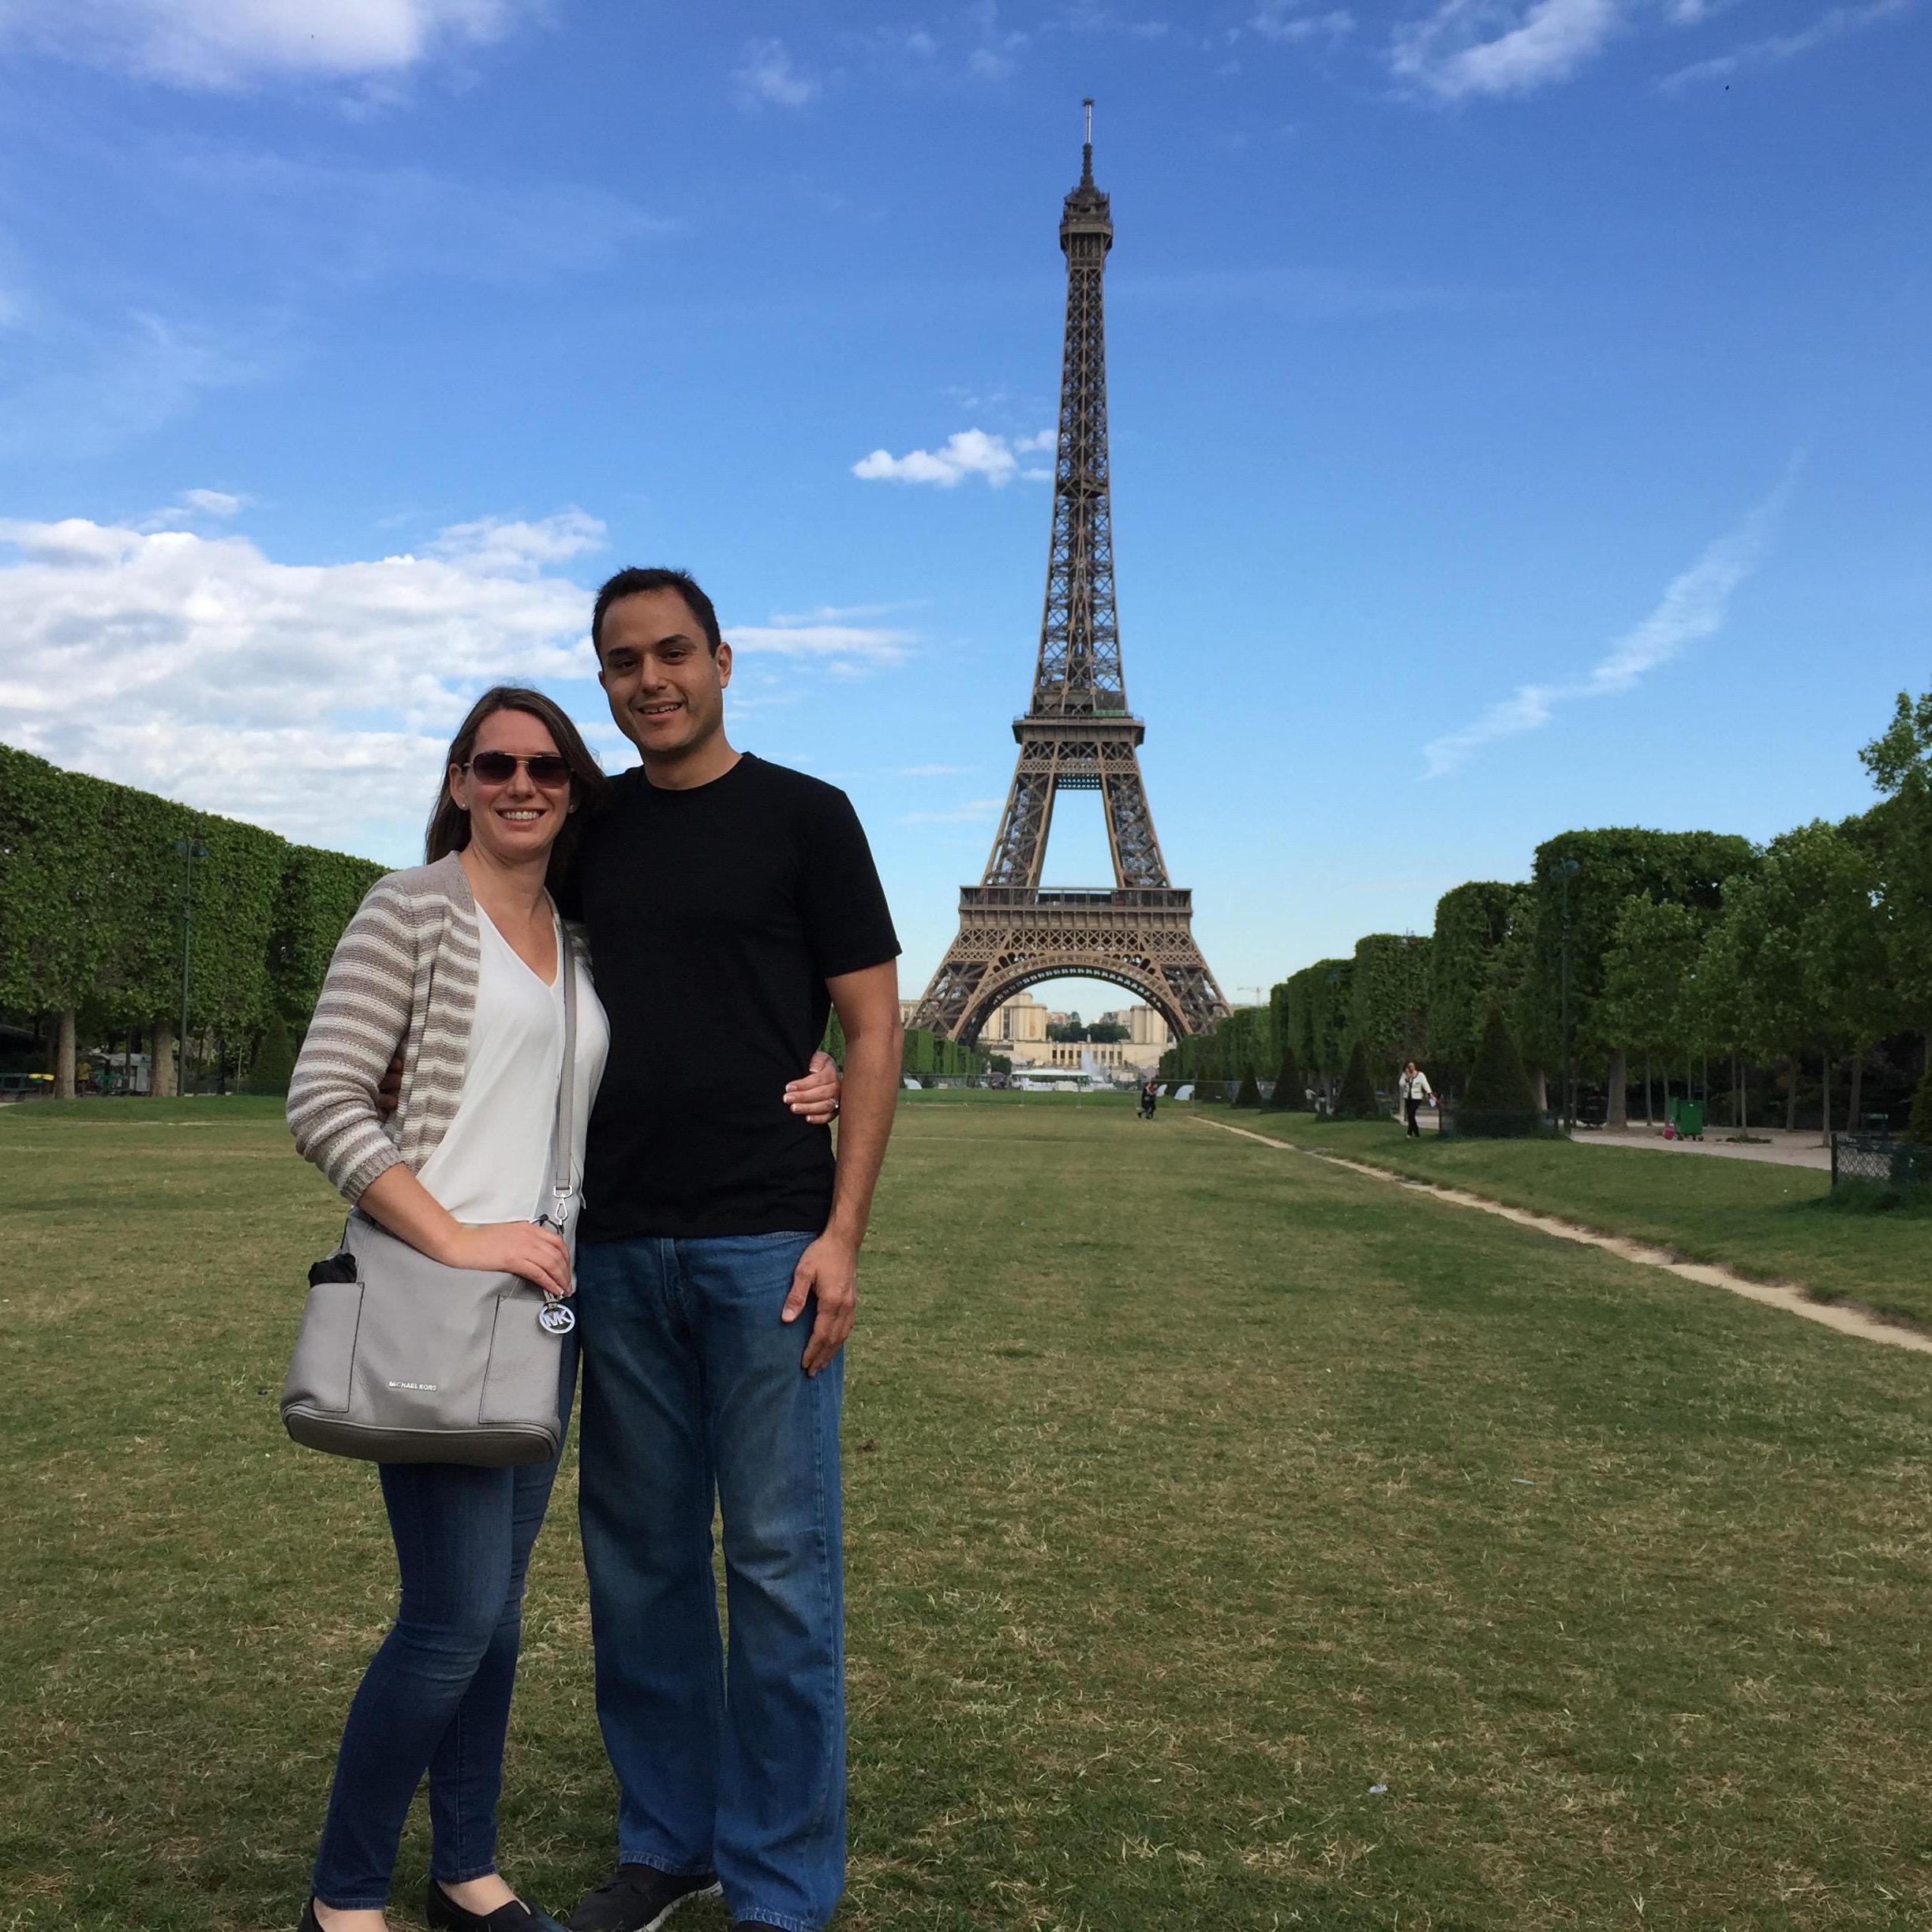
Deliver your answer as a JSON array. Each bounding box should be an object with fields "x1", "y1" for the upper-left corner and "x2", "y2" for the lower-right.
[{"x1": 1676, "y1": 1099, "x2": 1704, "y2": 1140}]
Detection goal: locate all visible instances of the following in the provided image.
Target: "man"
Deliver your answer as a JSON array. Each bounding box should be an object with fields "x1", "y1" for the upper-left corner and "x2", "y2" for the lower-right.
[{"x1": 563, "y1": 568, "x2": 901, "y2": 1932}]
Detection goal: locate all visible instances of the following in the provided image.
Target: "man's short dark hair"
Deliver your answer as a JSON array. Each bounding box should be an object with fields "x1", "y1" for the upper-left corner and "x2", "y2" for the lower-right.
[{"x1": 591, "y1": 567, "x2": 723, "y2": 660}]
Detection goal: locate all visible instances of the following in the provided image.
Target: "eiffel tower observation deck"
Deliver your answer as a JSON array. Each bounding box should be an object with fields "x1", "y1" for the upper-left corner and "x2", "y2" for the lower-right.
[{"x1": 910, "y1": 105, "x2": 1230, "y2": 1046}]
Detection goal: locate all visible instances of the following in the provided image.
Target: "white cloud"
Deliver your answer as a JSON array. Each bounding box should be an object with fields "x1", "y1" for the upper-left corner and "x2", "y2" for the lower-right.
[
  {"x1": 429, "y1": 509, "x2": 607, "y2": 577},
  {"x1": 852, "y1": 428, "x2": 1055, "y2": 488},
  {"x1": 968, "y1": 0, "x2": 1028, "y2": 75},
  {"x1": 0, "y1": 0, "x2": 537, "y2": 89},
  {"x1": 1423, "y1": 474, "x2": 1792, "y2": 778},
  {"x1": 734, "y1": 36, "x2": 819, "y2": 107},
  {"x1": 1251, "y1": 3, "x2": 1355, "y2": 43},
  {"x1": 727, "y1": 616, "x2": 915, "y2": 665},
  {"x1": 1391, "y1": 0, "x2": 1623, "y2": 100},
  {"x1": 899, "y1": 796, "x2": 1005, "y2": 825},
  {"x1": 140, "y1": 487, "x2": 252, "y2": 530},
  {"x1": 0, "y1": 509, "x2": 601, "y2": 851},
  {"x1": 1657, "y1": 0, "x2": 1911, "y2": 89},
  {"x1": 179, "y1": 488, "x2": 245, "y2": 518}
]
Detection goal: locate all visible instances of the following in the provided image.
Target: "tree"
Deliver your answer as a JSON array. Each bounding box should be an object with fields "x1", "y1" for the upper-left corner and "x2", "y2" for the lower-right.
[
  {"x1": 1348, "y1": 934, "x2": 1431, "y2": 1087},
  {"x1": 1860, "y1": 685, "x2": 1932, "y2": 1022},
  {"x1": 1234, "y1": 1069, "x2": 1261, "y2": 1108},
  {"x1": 1456, "y1": 1009, "x2": 1542, "y2": 1137},
  {"x1": 0, "y1": 747, "x2": 122, "y2": 1097},
  {"x1": 1597, "y1": 896, "x2": 1702, "y2": 1125},
  {"x1": 1522, "y1": 829, "x2": 1757, "y2": 1129},
  {"x1": 1332, "y1": 1041, "x2": 1379, "y2": 1120},
  {"x1": 1267, "y1": 1043, "x2": 1308, "y2": 1112},
  {"x1": 1429, "y1": 882, "x2": 1526, "y2": 1091}
]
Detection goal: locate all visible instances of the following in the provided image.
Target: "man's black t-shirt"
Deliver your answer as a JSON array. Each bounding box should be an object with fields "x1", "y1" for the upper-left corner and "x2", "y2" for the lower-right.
[{"x1": 567, "y1": 753, "x2": 900, "y2": 1240}]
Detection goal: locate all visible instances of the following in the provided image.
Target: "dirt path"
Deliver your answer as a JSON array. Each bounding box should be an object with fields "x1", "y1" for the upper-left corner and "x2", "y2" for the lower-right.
[
  {"x1": 1572, "y1": 1122, "x2": 1833, "y2": 1171},
  {"x1": 1191, "y1": 1114, "x2": 1932, "y2": 1357}
]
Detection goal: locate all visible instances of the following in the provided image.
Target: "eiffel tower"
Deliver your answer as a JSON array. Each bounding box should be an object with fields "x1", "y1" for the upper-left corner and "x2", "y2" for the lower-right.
[{"x1": 909, "y1": 105, "x2": 1229, "y2": 1046}]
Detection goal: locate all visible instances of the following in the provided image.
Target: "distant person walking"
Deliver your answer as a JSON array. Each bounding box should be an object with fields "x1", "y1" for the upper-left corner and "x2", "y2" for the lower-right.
[
  {"x1": 1398, "y1": 1061, "x2": 1434, "y2": 1137},
  {"x1": 1139, "y1": 1078, "x2": 1159, "y2": 1120}
]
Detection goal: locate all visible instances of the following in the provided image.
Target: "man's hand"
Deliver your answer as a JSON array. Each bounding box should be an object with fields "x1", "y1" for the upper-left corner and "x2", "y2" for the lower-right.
[
  {"x1": 375, "y1": 1050, "x2": 404, "y2": 1120},
  {"x1": 782, "y1": 1233, "x2": 859, "y2": 1376},
  {"x1": 784, "y1": 1049, "x2": 842, "y2": 1126}
]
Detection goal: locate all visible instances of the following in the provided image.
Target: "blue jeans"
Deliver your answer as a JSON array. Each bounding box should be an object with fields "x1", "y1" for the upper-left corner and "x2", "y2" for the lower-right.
[
  {"x1": 576, "y1": 1234, "x2": 844, "y2": 1932},
  {"x1": 310, "y1": 1347, "x2": 576, "y2": 1911}
]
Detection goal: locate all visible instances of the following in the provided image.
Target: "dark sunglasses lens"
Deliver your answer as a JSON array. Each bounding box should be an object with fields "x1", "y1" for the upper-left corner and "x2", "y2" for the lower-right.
[{"x1": 469, "y1": 753, "x2": 573, "y2": 786}]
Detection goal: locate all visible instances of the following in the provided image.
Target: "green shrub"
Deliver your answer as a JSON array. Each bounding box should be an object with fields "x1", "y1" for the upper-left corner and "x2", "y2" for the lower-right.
[
  {"x1": 1818, "y1": 1178, "x2": 1932, "y2": 1216},
  {"x1": 1451, "y1": 1009, "x2": 1547, "y2": 1138},
  {"x1": 1332, "y1": 1043, "x2": 1380, "y2": 1121},
  {"x1": 1267, "y1": 1046, "x2": 1308, "y2": 1112},
  {"x1": 249, "y1": 1012, "x2": 296, "y2": 1095},
  {"x1": 1907, "y1": 1061, "x2": 1932, "y2": 1148},
  {"x1": 1234, "y1": 1070, "x2": 1261, "y2": 1108}
]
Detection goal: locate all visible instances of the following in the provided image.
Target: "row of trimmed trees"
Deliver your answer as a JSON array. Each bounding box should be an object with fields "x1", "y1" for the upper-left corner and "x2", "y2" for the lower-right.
[
  {"x1": 1163, "y1": 685, "x2": 1932, "y2": 1133},
  {"x1": 5, "y1": 743, "x2": 990, "y2": 1100},
  {"x1": 1, "y1": 745, "x2": 386, "y2": 1097}
]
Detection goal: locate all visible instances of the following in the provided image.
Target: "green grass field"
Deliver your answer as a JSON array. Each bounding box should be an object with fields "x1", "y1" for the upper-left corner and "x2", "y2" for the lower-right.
[
  {"x1": 7, "y1": 1093, "x2": 1932, "y2": 1930},
  {"x1": 1215, "y1": 1108, "x2": 1932, "y2": 1325}
]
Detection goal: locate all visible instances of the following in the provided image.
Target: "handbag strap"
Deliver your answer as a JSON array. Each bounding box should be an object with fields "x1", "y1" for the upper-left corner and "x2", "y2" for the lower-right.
[{"x1": 539, "y1": 926, "x2": 578, "y2": 1230}]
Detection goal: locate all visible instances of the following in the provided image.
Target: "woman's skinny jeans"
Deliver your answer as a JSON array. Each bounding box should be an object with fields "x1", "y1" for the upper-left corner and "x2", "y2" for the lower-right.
[{"x1": 310, "y1": 1357, "x2": 574, "y2": 1911}]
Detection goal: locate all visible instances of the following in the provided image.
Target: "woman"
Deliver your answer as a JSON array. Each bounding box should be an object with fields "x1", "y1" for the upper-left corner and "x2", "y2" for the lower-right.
[
  {"x1": 1398, "y1": 1059, "x2": 1434, "y2": 1138},
  {"x1": 286, "y1": 687, "x2": 839, "y2": 1932}
]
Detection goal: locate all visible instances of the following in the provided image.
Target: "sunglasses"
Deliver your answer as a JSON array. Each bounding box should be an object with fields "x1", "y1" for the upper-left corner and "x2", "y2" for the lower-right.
[{"x1": 463, "y1": 752, "x2": 573, "y2": 788}]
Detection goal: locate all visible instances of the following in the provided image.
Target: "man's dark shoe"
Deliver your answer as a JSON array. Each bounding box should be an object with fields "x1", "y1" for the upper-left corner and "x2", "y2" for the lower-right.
[{"x1": 565, "y1": 1865, "x2": 721, "y2": 1932}]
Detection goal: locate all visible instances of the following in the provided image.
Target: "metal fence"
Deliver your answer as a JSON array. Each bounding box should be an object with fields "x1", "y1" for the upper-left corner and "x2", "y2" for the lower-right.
[{"x1": 1831, "y1": 1133, "x2": 1932, "y2": 1189}]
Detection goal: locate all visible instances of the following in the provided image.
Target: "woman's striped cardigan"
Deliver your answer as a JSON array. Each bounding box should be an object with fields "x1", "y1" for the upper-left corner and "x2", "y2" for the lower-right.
[{"x1": 286, "y1": 852, "x2": 589, "y2": 1205}]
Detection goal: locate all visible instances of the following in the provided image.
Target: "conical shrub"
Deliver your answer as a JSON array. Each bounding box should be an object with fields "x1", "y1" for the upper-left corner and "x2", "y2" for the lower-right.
[
  {"x1": 1332, "y1": 1042, "x2": 1380, "y2": 1120},
  {"x1": 250, "y1": 1012, "x2": 297, "y2": 1095},
  {"x1": 1234, "y1": 1069, "x2": 1261, "y2": 1108},
  {"x1": 1268, "y1": 1046, "x2": 1307, "y2": 1111},
  {"x1": 1906, "y1": 1059, "x2": 1932, "y2": 1148},
  {"x1": 1456, "y1": 1008, "x2": 1543, "y2": 1137}
]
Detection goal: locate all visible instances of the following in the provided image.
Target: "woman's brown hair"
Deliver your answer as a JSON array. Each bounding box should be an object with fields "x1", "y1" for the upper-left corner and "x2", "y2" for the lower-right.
[{"x1": 425, "y1": 685, "x2": 608, "y2": 892}]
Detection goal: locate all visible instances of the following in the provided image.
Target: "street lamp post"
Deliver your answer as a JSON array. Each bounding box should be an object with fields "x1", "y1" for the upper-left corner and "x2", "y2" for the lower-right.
[
  {"x1": 174, "y1": 830, "x2": 207, "y2": 1095},
  {"x1": 1557, "y1": 856, "x2": 1581, "y2": 1132}
]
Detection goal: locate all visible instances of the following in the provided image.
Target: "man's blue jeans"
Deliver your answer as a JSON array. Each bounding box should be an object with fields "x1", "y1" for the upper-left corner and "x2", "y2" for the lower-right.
[{"x1": 575, "y1": 1234, "x2": 844, "y2": 1932}]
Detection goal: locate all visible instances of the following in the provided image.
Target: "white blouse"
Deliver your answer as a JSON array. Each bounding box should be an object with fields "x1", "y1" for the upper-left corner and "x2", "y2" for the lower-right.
[{"x1": 414, "y1": 902, "x2": 610, "y2": 1237}]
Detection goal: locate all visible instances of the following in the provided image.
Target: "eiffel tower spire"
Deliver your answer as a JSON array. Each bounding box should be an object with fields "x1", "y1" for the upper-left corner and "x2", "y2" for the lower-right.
[{"x1": 909, "y1": 107, "x2": 1229, "y2": 1046}]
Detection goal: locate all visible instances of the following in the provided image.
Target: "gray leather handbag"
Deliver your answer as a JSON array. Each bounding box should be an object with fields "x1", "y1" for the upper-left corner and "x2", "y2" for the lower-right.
[{"x1": 282, "y1": 959, "x2": 580, "y2": 1467}]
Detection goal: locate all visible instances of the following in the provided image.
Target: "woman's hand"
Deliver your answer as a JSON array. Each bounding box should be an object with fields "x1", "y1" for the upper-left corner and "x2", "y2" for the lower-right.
[
  {"x1": 444, "y1": 1221, "x2": 574, "y2": 1298},
  {"x1": 785, "y1": 1049, "x2": 843, "y2": 1125}
]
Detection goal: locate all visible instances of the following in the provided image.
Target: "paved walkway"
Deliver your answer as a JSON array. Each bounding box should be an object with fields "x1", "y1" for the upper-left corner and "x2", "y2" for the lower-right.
[{"x1": 1568, "y1": 1122, "x2": 1832, "y2": 1172}]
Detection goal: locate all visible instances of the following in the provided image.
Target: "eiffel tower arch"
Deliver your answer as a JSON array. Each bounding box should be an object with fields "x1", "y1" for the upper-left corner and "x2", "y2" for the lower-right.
[{"x1": 909, "y1": 105, "x2": 1230, "y2": 1046}]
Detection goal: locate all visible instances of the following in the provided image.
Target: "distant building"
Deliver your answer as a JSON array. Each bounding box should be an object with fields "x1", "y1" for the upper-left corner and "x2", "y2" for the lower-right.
[{"x1": 978, "y1": 994, "x2": 1170, "y2": 1081}]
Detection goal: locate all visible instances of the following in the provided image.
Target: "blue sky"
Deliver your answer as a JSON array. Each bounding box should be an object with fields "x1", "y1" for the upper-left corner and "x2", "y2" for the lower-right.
[{"x1": 2, "y1": 0, "x2": 1927, "y2": 1020}]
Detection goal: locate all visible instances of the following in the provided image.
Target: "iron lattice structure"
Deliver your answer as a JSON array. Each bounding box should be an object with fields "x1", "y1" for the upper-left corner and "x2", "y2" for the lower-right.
[{"x1": 911, "y1": 112, "x2": 1230, "y2": 1046}]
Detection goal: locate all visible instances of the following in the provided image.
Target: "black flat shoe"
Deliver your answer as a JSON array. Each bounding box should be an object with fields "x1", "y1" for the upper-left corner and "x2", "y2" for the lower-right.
[{"x1": 426, "y1": 1878, "x2": 568, "y2": 1932}]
